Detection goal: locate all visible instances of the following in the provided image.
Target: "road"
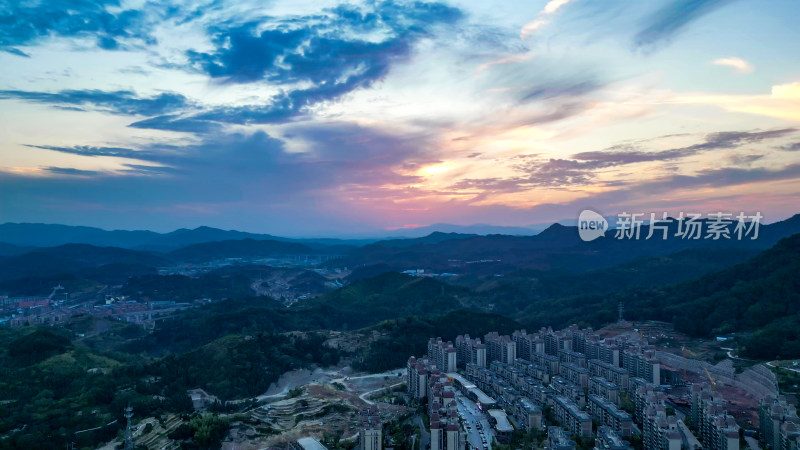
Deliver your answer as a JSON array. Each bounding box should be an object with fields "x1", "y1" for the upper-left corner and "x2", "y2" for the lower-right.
[
  {"x1": 455, "y1": 392, "x2": 493, "y2": 450},
  {"x1": 416, "y1": 416, "x2": 430, "y2": 450},
  {"x1": 664, "y1": 400, "x2": 686, "y2": 421},
  {"x1": 745, "y1": 436, "x2": 761, "y2": 450},
  {"x1": 359, "y1": 381, "x2": 405, "y2": 405},
  {"x1": 677, "y1": 419, "x2": 702, "y2": 450},
  {"x1": 767, "y1": 361, "x2": 800, "y2": 374}
]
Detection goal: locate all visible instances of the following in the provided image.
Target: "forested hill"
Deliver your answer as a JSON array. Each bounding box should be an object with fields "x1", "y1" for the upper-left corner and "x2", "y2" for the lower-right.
[
  {"x1": 168, "y1": 238, "x2": 316, "y2": 262},
  {"x1": 625, "y1": 233, "x2": 800, "y2": 359}
]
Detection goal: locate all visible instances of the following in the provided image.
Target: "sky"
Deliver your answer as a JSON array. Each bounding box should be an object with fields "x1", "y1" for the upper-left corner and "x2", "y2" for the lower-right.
[{"x1": 1, "y1": 0, "x2": 799, "y2": 236}]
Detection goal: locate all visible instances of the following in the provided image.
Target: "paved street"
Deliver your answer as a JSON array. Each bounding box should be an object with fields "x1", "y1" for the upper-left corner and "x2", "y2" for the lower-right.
[
  {"x1": 455, "y1": 392, "x2": 494, "y2": 450},
  {"x1": 744, "y1": 436, "x2": 761, "y2": 450},
  {"x1": 416, "y1": 415, "x2": 430, "y2": 450}
]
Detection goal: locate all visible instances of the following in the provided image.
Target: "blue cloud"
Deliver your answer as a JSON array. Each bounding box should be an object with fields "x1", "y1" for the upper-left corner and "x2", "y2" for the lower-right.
[
  {"x1": 183, "y1": 0, "x2": 463, "y2": 124},
  {"x1": 572, "y1": 128, "x2": 798, "y2": 166},
  {"x1": 0, "y1": 0, "x2": 151, "y2": 51},
  {"x1": 27, "y1": 123, "x2": 426, "y2": 189},
  {"x1": 187, "y1": 27, "x2": 311, "y2": 83},
  {"x1": 634, "y1": 0, "x2": 734, "y2": 50},
  {"x1": 0, "y1": 89, "x2": 190, "y2": 116},
  {"x1": 519, "y1": 80, "x2": 602, "y2": 103},
  {"x1": 128, "y1": 114, "x2": 223, "y2": 134},
  {"x1": 2, "y1": 47, "x2": 30, "y2": 57},
  {"x1": 44, "y1": 166, "x2": 101, "y2": 176}
]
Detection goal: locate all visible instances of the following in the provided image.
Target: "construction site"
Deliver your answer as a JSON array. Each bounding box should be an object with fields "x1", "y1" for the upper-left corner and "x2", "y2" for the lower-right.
[{"x1": 599, "y1": 320, "x2": 780, "y2": 429}]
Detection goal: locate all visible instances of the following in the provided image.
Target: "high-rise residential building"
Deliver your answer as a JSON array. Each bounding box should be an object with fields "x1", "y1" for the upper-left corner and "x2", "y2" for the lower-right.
[
  {"x1": 641, "y1": 404, "x2": 681, "y2": 450},
  {"x1": 587, "y1": 394, "x2": 633, "y2": 437},
  {"x1": 428, "y1": 337, "x2": 457, "y2": 373},
  {"x1": 759, "y1": 395, "x2": 800, "y2": 450},
  {"x1": 360, "y1": 406, "x2": 382, "y2": 450},
  {"x1": 485, "y1": 332, "x2": 516, "y2": 364},
  {"x1": 543, "y1": 327, "x2": 574, "y2": 356},
  {"x1": 589, "y1": 359, "x2": 630, "y2": 391},
  {"x1": 595, "y1": 426, "x2": 633, "y2": 450},
  {"x1": 407, "y1": 356, "x2": 429, "y2": 399},
  {"x1": 552, "y1": 395, "x2": 592, "y2": 437},
  {"x1": 622, "y1": 346, "x2": 660, "y2": 386},
  {"x1": 559, "y1": 362, "x2": 590, "y2": 389},
  {"x1": 514, "y1": 397, "x2": 543, "y2": 430},
  {"x1": 690, "y1": 384, "x2": 740, "y2": 450},
  {"x1": 547, "y1": 427, "x2": 577, "y2": 450},
  {"x1": 455, "y1": 334, "x2": 487, "y2": 368},
  {"x1": 589, "y1": 376, "x2": 620, "y2": 405}
]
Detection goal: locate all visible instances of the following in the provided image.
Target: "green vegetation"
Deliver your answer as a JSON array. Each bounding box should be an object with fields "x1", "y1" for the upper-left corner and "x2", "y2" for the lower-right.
[
  {"x1": 309, "y1": 271, "x2": 467, "y2": 330},
  {"x1": 353, "y1": 311, "x2": 522, "y2": 372},
  {"x1": 287, "y1": 387, "x2": 304, "y2": 398},
  {"x1": 7, "y1": 329, "x2": 71, "y2": 366},
  {"x1": 128, "y1": 332, "x2": 342, "y2": 401},
  {"x1": 622, "y1": 234, "x2": 800, "y2": 358},
  {"x1": 491, "y1": 428, "x2": 546, "y2": 450},
  {"x1": 188, "y1": 414, "x2": 230, "y2": 448},
  {"x1": 121, "y1": 273, "x2": 255, "y2": 303},
  {"x1": 0, "y1": 325, "x2": 341, "y2": 448},
  {"x1": 2, "y1": 230, "x2": 799, "y2": 446},
  {"x1": 775, "y1": 366, "x2": 800, "y2": 393}
]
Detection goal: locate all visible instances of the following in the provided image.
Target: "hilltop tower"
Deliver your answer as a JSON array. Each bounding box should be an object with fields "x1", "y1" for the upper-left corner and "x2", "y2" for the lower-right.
[{"x1": 124, "y1": 405, "x2": 134, "y2": 450}]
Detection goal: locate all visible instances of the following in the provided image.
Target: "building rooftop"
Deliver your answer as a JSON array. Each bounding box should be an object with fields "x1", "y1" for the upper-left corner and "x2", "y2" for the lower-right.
[
  {"x1": 298, "y1": 437, "x2": 328, "y2": 450},
  {"x1": 488, "y1": 409, "x2": 514, "y2": 432}
]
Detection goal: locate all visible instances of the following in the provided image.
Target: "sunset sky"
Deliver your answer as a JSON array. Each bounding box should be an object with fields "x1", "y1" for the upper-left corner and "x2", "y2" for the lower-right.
[{"x1": 1, "y1": 0, "x2": 800, "y2": 236}]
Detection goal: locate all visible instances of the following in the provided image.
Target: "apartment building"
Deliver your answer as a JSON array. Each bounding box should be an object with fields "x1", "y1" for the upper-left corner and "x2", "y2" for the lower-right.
[
  {"x1": 428, "y1": 337, "x2": 458, "y2": 373},
  {"x1": 407, "y1": 356, "x2": 429, "y2": 399},
  {"x1": 547, "y1": 427, "x2": 577, "y2": 450},
  {"x1": 622, "y1": 346, "x2": 660, "y2": 386},
  {"x1": 550, "y1": 376, "x2": 586, "y2": 407},
  {"x1": 589, "y1": 359, "x2": 630, "y2": 391},
  {"x1": 531, "y1": 352, "x2": 561, "y2": 376},
  {"x1": 543, "y1": 327, "x2": 575, "y2": 356},
  {"x1": 641, "y1": 404, "x2": 681, "y2": 450},
  {"x1": 759, "y1": 395, "x2": 800, "y2": 450},
  {"x1": 552, "y1": 395, "x2": 592, "y2": 437},
  {"x1": 455, "y1": 334, "x2": 487, "y2": 368},
  {"x1": 589, "y1": 376, "x2": 620, "y2": 405},
  {"x1": 595, "y1": 426, "x2": 633, "y2": 450},
  {"x1": 587, "y1": 394, "x2": 633, "y2": 437},
  {"x1": 514, "y1": 358, "x2": 551, "y2": 384},
  {"x1": 514, "y1": 397, "x2": 543, "y2": 430},
  {"x1": 559, "y1": 349, "x2": 588, "y2": 369},
  {"x1": 485, "y1": 332, "x2": 517, "y2": 364},
  {"x1": 360, "y1": 406, "x2": 382, "y2": 450},
  {"x1": 560, "y1": 362, "x2": 590, "y2": 390},
  {"x1": 690, "y1": 385, "x2": 740, "y2": 450}
]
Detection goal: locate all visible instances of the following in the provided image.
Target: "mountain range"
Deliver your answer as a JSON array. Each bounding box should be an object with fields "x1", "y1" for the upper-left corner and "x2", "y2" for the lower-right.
[{"x1": 0, "y1": 222, "x2": 544, "y2": 250}]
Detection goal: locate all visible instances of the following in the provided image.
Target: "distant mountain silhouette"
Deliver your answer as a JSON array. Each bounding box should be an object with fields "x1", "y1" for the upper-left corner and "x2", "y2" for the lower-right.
[
  {"x1": 0, "y1": 244, "x2": 169, "y2": 281},
  {"x1": 385, "y1": 223, "x2": 545, "y2": 237},
  {"x1": 337, "y1": 214, "x2": 800, "y2": 273},
  {"x1": 0, "y1": 223, "x2": 367, "y2": 250},
  {"x1": 168, "y1": 238, "x2": 316, "y2": 262}
]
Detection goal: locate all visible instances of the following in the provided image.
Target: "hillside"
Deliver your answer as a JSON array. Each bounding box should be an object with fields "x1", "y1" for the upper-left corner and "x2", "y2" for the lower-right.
[
  {"x1": 308, "y1": 271, "x2": 467, "y2": 330},
  {"x1": 626, "y1": 233, "x2": 800, "y2": 358},
  {"x1": 0, "y1": 223, "x2": 365, "y2": 251},
  {"x1": 0, "y1": 244, "x2": 169, "y2": 282},
  {"x1": 168, "y1": 238, "x2": 316, "y2": 262},
  {"x1": 0, "y1": 242, "x2": 34, "y2": 257},
  {"x1": 463, "y1": 246, "x2": 761, "y2": 319},
  {"x1": 353, "y1": 311, "x2": 523, "y2": 372},
  {"x1": 335, "y1": 214, "x2": 800, "y2": 274}
]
